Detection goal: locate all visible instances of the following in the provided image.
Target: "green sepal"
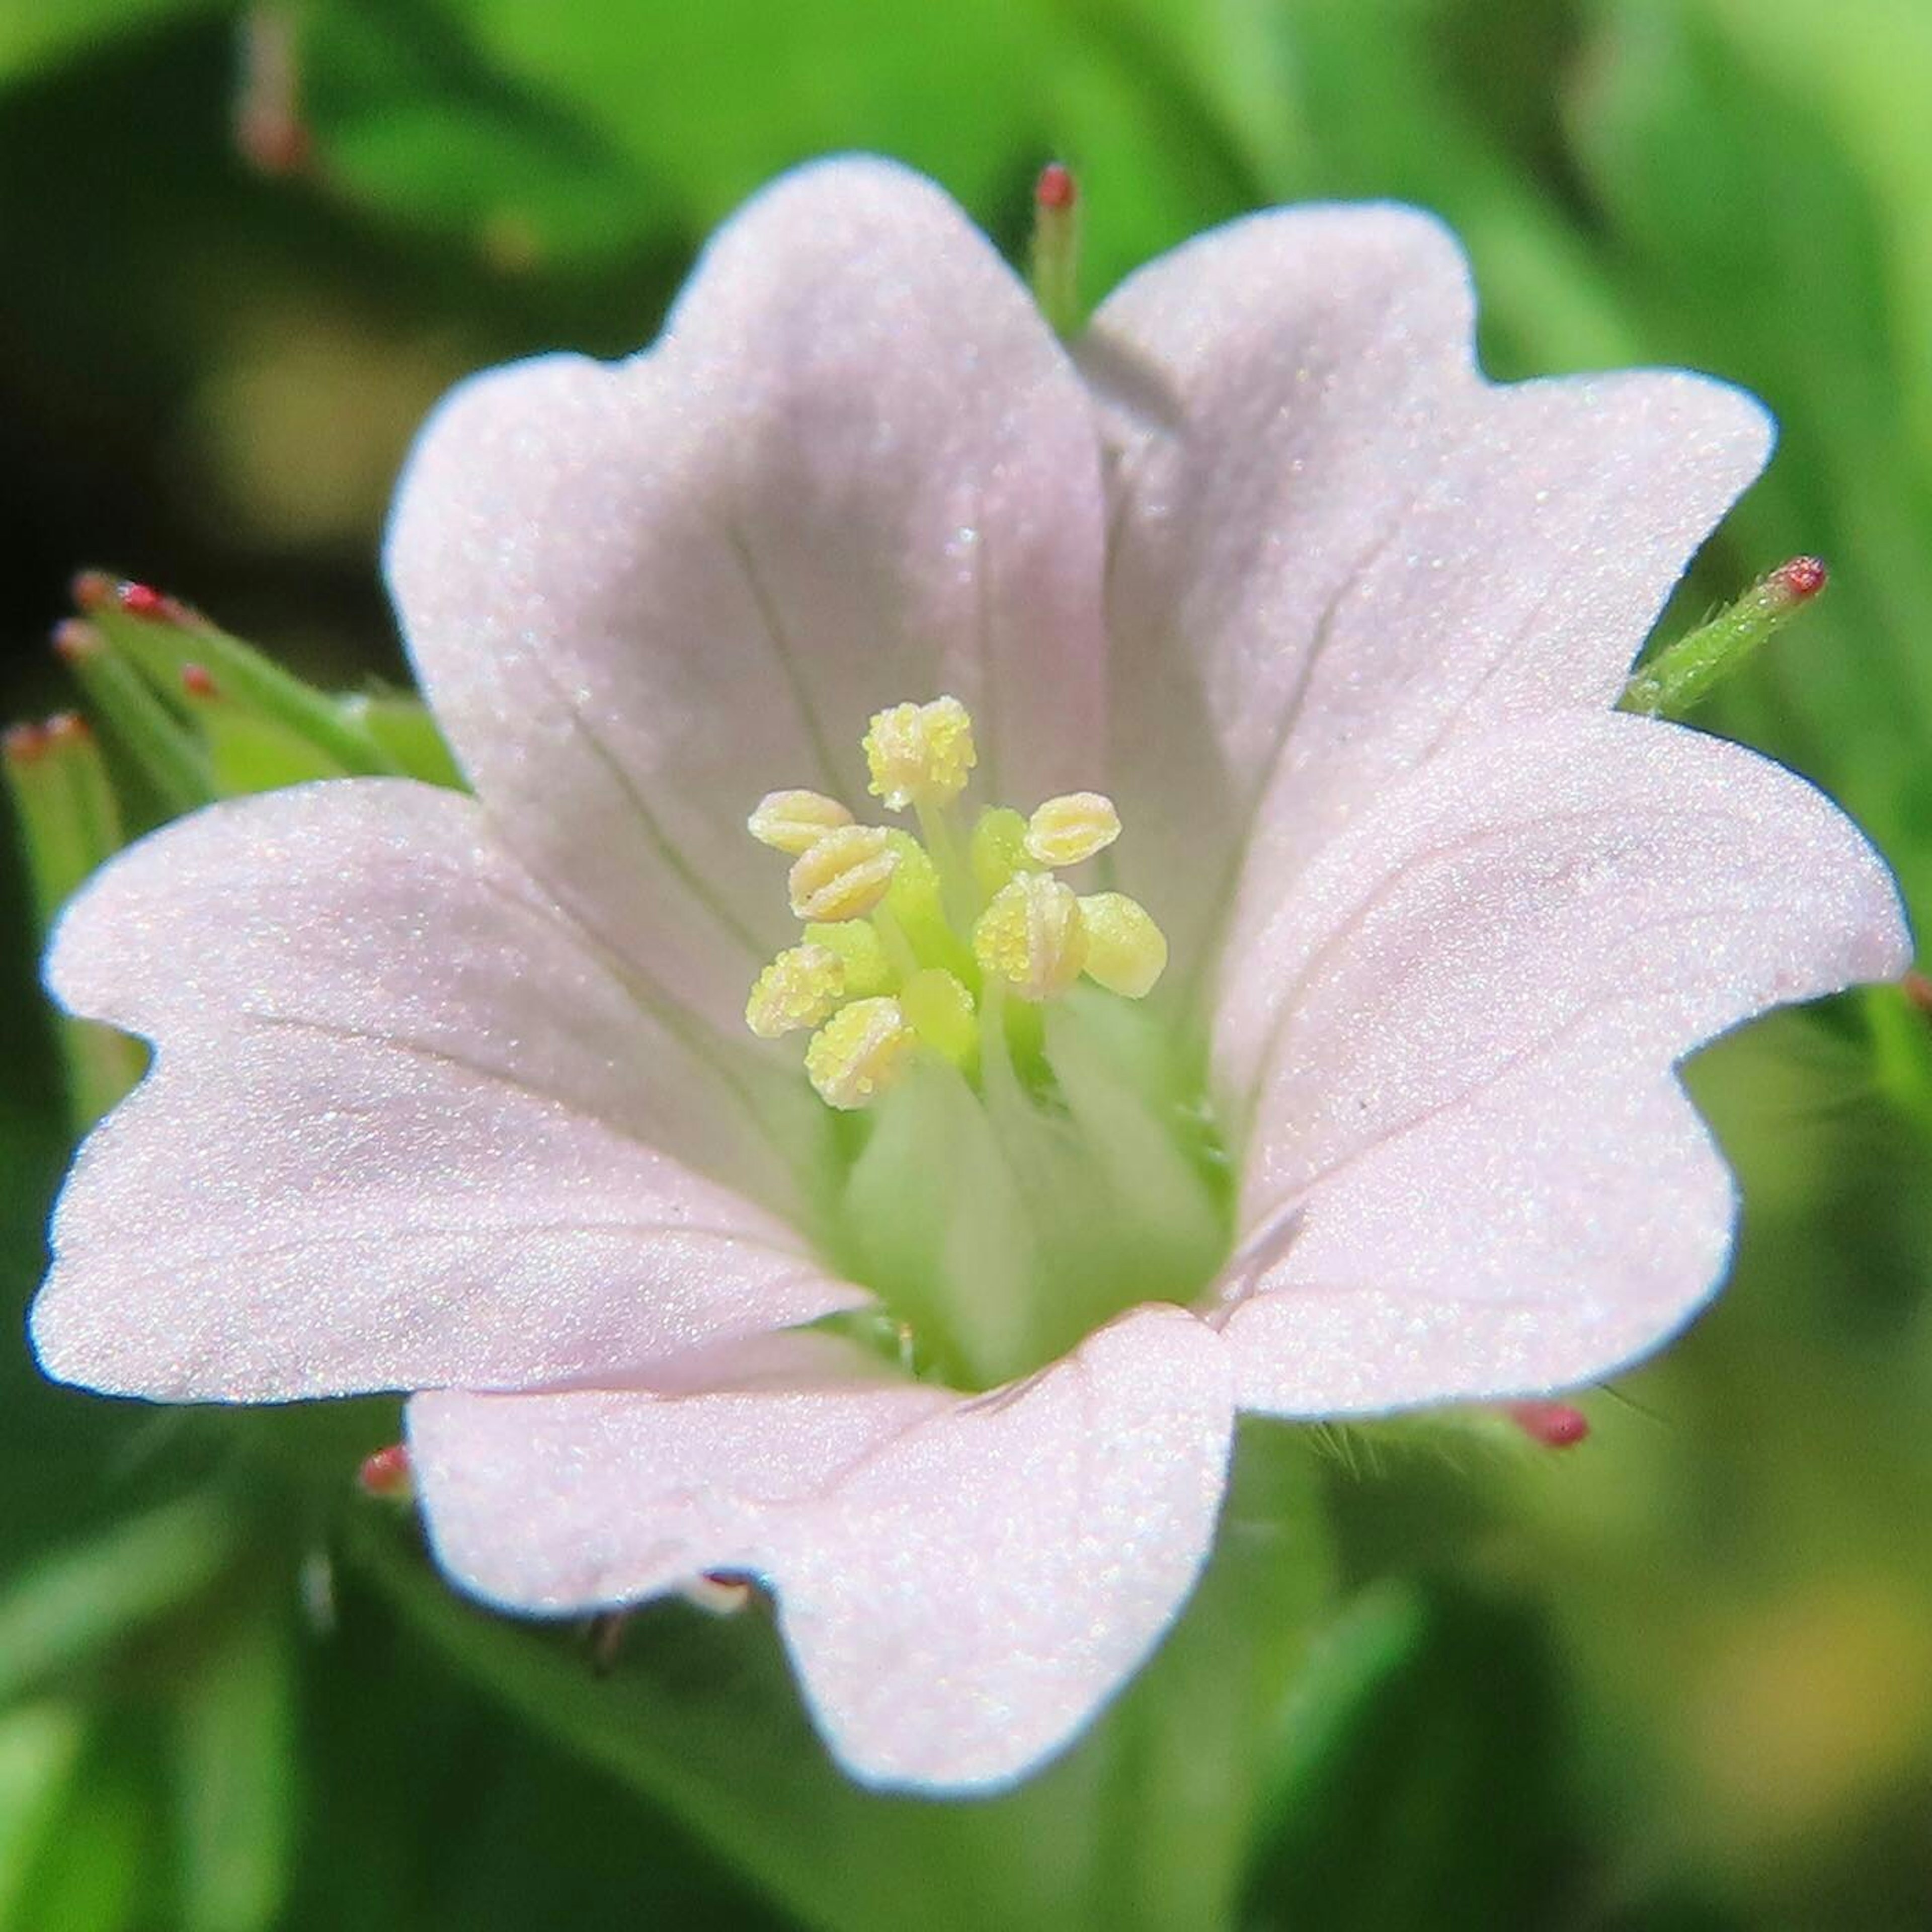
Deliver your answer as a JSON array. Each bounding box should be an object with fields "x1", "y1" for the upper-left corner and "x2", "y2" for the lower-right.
[
  {"x1": 340, "y1": 693, "x2": 467, "y2": 789},
  {"x1": 2, "y1": 715, "x2": 145, "y2": 1128},
  {"x1": 55, "y1": 623, "x2": 214, "y2": 819},
  {"x1": 80, "y1": 579, "x2": 401, "y2": 779}
]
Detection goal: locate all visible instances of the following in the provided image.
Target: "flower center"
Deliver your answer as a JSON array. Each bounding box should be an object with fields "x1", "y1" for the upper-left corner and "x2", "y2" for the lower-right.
[{"x1": 746, "y1": 698, "x2": 1233, "y2": 1389}]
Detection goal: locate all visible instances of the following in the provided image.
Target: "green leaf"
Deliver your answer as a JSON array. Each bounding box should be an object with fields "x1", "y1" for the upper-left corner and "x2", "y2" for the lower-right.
[
  {"x1": 171, "y1": 1605, "x2": 297, "y2": 1932},
  {"x1": 0, "y1": 1495, "x2": 240, "y2": 1706},
  {"x1": 0, "y1": 1703, "x2": 88, "y2": 1926},
  {"x1": 0, "y1": 0, "x2": 221, "y2": 85},
  {"x1": 1241, "y1": 1577, "x2": 1575, "y2": 1931}
]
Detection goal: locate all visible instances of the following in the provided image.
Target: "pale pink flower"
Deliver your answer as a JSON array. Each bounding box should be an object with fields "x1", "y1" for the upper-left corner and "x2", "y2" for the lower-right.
[{"x1": 30, "y1": 158, "x2": 1907, "y2": 1791}]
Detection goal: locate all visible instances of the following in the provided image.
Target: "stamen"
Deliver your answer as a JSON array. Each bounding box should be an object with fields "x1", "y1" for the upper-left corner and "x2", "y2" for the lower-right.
[
  {"x1": 970, "y1": 806, "x2": 1030, "y2": 897},
  {"x1": 1025, "y1": 791, "x2": 1121, "y2": 868},
  {"x1": 804, "y1": 920, "x2": 893, "y2": 998},
  {"x1": 864, "y1": 697, "x2": 976, "y2": 812},
  {"x1": 805, "y1": 997, "x2": 917, "y2": 1110},
  {"x1": 1077, "y1": 893, "x2": 1168, "y2": 999},
  {"x1": 900, "y1": 968, "x2": 977, "y2": 1065},
  {"x1": 788, "y1": 825, "x2": 899, "y2": 922},
  {"x1": 974, "y1": 873, "x2": 1087, "y2": 1002},
  {"x1": 746, "y1": 942, "x2": 845, "y2": 1038},
  {"x1": 749, "y1": 787, "x2": 854, "y2": 854}
]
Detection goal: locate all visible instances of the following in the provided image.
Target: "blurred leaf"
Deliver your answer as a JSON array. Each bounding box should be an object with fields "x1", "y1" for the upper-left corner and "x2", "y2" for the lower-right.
[
  {"x1": 6, "y1": 1735, "x2": 151, "y2": 1932},
  {"x1": 172, "y1": 1604, "x2": 297, "y2": 1932},
  {"x1": 300, "y1": 0, "x2": 1052, "y2": 267},
  {"x1": 1241, "y1": 1578, "x2": 1578, "y2": 1931},
  {"x1": 0, "y1": 1702, "x2": 87, "y2": 1925},
  {"x1": 303, "y1": 0, "x2": 658, "y2": 267},
  {"x1": 0, "y1": 0, "x2": 222, "y2": 83},
  {"x1": 0, "y1": 1494, "x2": 239, "y2": 1706},
  {"x1": 1232, "y1": 0, "x2": 1643, "y2": 376},
  {"x1": 1571, "y1": 0, "x2": 1932, "y2": 920}
]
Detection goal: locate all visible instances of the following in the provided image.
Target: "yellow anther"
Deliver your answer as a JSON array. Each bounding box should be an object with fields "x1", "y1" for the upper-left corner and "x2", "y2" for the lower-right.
[
  {"x1": 970, "y1": 806, "x2": 1030, "y2": 898},
  {"x1": 748, "y1": 788, "x2": 854, "y2": 855},
  {"x1": 900, "y1": 967, "x2": 977, "y2": 1065},
  {"x1": 863, "y1": 696, "x2": 976, "y2": 812},
  {"x1": 804, "y1": 996, "x2": 918, "y2": 1110},
  {"x1": 788, "y1": 824, "x2": 899, "y2": 923},
  {"x1": 745, "y1": 943, "x2": 845, "y2": 1038},
  {"x1": 1025, "y1": 791, "x2": 1121, "y2": 868},
  {"x1": 973, "y1": 873, "x2": 1087, "y2": 1003},
  {"x1": 1077, "y1": 892, "x2": 1168, "y2": 999},
  {"x1": 804, "y1": 919, "x2": 892, "y2": 998}
]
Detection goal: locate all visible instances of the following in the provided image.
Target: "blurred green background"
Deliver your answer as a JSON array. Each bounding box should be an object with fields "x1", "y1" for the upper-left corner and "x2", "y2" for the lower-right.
[{"x1": 4, "y1": 2, "x2": 1932, "y2": 1927}]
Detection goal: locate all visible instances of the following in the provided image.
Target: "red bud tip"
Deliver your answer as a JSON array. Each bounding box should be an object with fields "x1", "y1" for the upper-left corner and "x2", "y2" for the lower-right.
[
  {"x1": 70, "y1": 570, "x2": 117, "y2": 614},
  {"x1": 235, "y1": 6, "x2": 312, "y2": 179},
  {"x1": 1504, "y1": 1400, "x2": 1590, "y2": 1449},
  {"x1": 357, "y1": 1443, "x2": 413, "y2": 1498},
  {"x1": 237, "y1": 107, "x2": 313, "y2": 178},
  {"x1": 1774, "y1": 555, "x2": 1827, "y2": 601},
  {"x1": 180, "y1": 663, "x2": 219, "y2": 700},
  {"x1": 1904, "y1": 970, "x2": 1932, "y2": 1016},
  {"x1": 3, "y1": 721, "x2": 48, "y2": 765},
  {"x1": 52, "y1": 618, "x2": 103, "y2": 663},
  {"x1": 1035, "y1": 162, "x2": 1077, "y2": 212},
  {"x1": 117, "y1": 581, "x2": 173, "y2": 620},
  {"x1": 44, "y1": 711, "x2": 91, "y2": 749}
]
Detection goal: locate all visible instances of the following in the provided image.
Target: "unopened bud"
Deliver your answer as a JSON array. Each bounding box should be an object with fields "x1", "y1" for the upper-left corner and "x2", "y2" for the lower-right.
[
  {"x1": 1622, "y1": 556, "x2": 1829, "y2": 718},
  {"x1": 788, "y1": 824, "x2": 899, "y2": 922},
  {"x1": 1029, "y1": 162, "x2": 1082, "y2": 338},
  {"x1": 748, "y1": 787, "x2": 854, "y2": 855}
]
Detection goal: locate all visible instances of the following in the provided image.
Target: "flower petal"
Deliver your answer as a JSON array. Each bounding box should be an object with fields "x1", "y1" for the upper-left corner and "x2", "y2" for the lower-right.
[
  {"x1": 1213, "y1": 713, "x2": 1908, "y2": 1411},
  {"x1": 408, "y1": 1305, "x2": 1233, "y2": 1791},
  {"x1": 1084, "y1": 204, "x2": 1772, "y2": 975},
  {"x1": 31, "y1": 781, "x2": 865, "y2": 1402},
  {"x1": 386, "y1": 156, "x2": 1107, "y2": 1033},
  {"x1": 1221, "y1": 1037, "x2": 1736, "y2": 1412}
]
